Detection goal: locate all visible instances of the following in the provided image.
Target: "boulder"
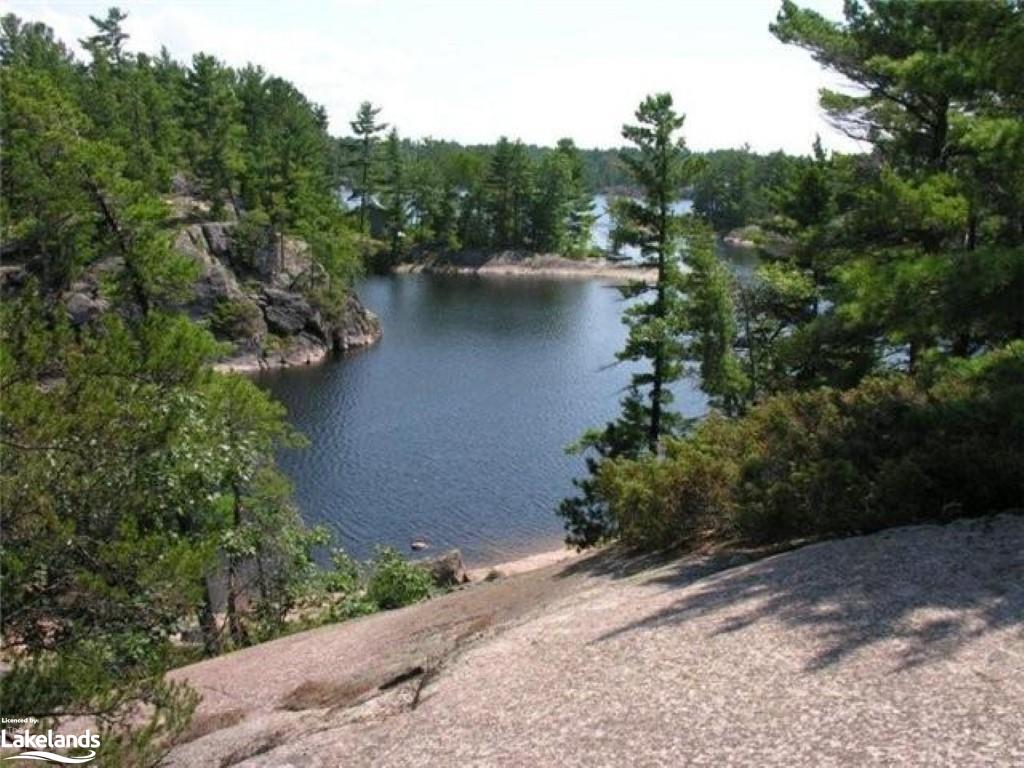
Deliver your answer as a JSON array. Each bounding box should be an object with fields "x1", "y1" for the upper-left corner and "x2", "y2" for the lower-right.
[
  {"x1": 65, "y1": 291, "x2": 109, "y2": 326},
  {"x1": 60, "y1": 256, "x2": 121, "y2": 325},
  {"x1": 0, "y1": 264, "x2": 28, "y2": 293},
  {"x1": 414, "y1": 549, "x2": 468, "y2": 588},
  {"x1": 175, "y1": 226, "x2": 248, "y2": 316},
  {"x1": 170, "y1": 173, "x2": 199, "y2": 197},
  {"x1": 246, "y1": 235, "x2": 316, "y2": 290}
]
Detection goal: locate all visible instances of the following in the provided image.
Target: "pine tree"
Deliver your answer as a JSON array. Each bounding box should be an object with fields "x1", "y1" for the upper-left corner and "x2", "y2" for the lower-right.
[
  {"x1": 183, "y1": 53, "x2": 245, "y2": 217},
  {"x1": 530, "y1": 151, "x2": 573, "y2": 253},
  {"x1": 556, "y1": 138, "x2": 596, "y2": 256},
  {"x1": 614, "y1": 92, "x2": 695, "y2": 451},
  {"x1": 682, "y1": 220, "x2": 747, "y2": 415},
  {"x1": 80, "y1": 6, "x2": 128, "y2": 63},
  {"x1": 772, "y1": 0, "x2": 1024, "y2": 371},
  {"x1": 382, "y1": 128, "x2": 408, "y2": 260},
  {"x1": 349, "y1": 101, "x2": 387, "y2": 233},
  {"x1": 559, "y1": 93, "x2": 697, "y2": 546}
]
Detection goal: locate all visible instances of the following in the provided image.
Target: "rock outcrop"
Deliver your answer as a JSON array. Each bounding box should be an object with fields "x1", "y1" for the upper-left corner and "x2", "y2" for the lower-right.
[
  {"x1": 166, "y1": 514, "x2": 1024, "y2": 768},
  {"x1": 396, "y1": 249, "x2": 657, "y2": 283},
  {"x1": 59, "y1": 212, "x2": 381, "y2": 372},
  {"x1": 722, "y1": 223, "x2": 794, "y2": 259}
]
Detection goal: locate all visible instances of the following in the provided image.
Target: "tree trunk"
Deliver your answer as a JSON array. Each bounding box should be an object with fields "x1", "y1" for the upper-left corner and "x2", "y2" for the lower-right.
[
  {"x1": 197, "y1": 579, "x2": 220, "y2": 657},
  {"x1": 225, "y1": 480, "x2": 248, "y2": 648},
  {"x1": 649, "y1": 201, "x2": 668, "y2": 454},
  {"x1": 359, "y1": 136, "x2": 370, "y2": 234},
  {"x1": 277, "y1": 229, "x2": 285, "y2": 276}
]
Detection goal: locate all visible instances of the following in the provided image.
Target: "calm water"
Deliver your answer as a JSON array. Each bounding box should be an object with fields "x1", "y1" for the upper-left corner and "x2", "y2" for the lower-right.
[{"x1": 257, "y1": 273, "x2": 708, "y2": 565}]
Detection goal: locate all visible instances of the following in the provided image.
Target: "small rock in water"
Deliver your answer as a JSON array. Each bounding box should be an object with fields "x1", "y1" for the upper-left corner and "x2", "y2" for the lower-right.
[{"x1": 410, "y1": 539, "x2": 429, "y2": 551}]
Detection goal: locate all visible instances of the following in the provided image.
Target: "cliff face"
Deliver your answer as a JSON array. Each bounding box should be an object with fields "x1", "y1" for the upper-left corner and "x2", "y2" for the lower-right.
[
  {"x1": 58, "y1": 206, "x2": 381, "y2": 372},
  {"x1": 172, "y1": 221, "x2": 381, "y2": 371}
]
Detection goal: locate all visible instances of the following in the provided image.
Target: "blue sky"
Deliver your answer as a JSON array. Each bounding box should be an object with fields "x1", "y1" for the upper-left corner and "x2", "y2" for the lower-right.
[{"x1": 9, "y1": 0, "x2": 863, "y2": 154}]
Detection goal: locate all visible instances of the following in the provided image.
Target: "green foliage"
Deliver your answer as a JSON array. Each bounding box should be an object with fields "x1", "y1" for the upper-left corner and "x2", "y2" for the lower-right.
[
  {"x1": 381, "y1": 127, "x2": 409, "y2": 262},
  {"x1": 348, "y1": 100, "x2": 388, "y2": 234},
  {"x1": 691, "y1": 148, "x2": 795, "y2": 232},
  {"x1": 365, "y1": 547, "x2": 435, "y2": 610},
  {"x1": 183, "y1": 53, "x2": 245, "y2": 217},
  {"x1": 682, "y1": 220, "x2": 747, "y2": 414},
  {"x1": 567, "y1": 1, "x2": 1023, "y2": 554},
  {"x1": 598, "y1": 343, "x2": 1024, "y2": 549},
  {"x1": 1, "y1": 9, "x2": 364, "y2": 752},
  {"x1": 357, "y1": 134, "x2": 595, "y2": 257},
  {"x1": 597, "y1": 416, "x2": 752, "y2": 548},
  {"x1": 767, "y1": 0, "x2": 1024, "y2": 372},
  {"x1": 0, "y1": 303, "x2": 220, "y2": 755},
  {"x1": 561, "y1": 93, "x2": 706, "y2": 546}
]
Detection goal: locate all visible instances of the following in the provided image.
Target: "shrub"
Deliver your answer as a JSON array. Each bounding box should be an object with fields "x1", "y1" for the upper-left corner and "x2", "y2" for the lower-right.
[
  {"x1": 594, "y1": 342, "x2": 1024, "y2": 549},
  {"x1": 210, "y1": 298, "x2": 263, "y2": 339},
  {"x1": 365, "y1": 547, "x2": 434, "y2": 610},
  {"x1": 598, "y1": 416, "x2": 753, "y2": 548}
]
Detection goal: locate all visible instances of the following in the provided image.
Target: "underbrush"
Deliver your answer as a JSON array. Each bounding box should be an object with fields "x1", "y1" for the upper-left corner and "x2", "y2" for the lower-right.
[{"x1": 591, "y1": 342, "x2": 1024, "y2": 549}]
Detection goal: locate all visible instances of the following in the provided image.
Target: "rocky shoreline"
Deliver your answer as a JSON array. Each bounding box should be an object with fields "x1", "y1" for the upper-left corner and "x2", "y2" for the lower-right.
[
  {"x1": 41, "y1": 196, "x2": 384, "y2": 374},
  {"x1": 396, "y1": 250, "x2": 656, "y2": 283},
  {"x1": 211, "y1": 289, "x2": 382, "y2": 374}
]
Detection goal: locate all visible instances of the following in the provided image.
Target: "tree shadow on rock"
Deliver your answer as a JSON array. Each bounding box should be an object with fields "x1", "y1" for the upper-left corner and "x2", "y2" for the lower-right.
[{"x1": 594, "y1": 514, "x2": 1024, "y2": 674}]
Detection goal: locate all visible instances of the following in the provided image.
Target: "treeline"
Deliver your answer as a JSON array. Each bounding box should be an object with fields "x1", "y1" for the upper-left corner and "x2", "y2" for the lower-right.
[
  {"x1": 562, "y1": 0, "x2": 1024, "y2": 550},
  {"x1": 340, "y1": 117, "x2": 599, "y2": 262},
  {"x1": 690, "y1": 144, "x2": 835, "y2": 233},
  {"x1": 1, "y1": 10, "x2": 361, "y2": 294},
  {"x1": 354, "y1": 128, "x2": 847, "y2": 259}
]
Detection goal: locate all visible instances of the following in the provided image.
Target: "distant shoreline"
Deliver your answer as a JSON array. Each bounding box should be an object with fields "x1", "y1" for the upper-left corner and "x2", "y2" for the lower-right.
[{"x1": 395, "y1": 251, "x2": 656, "y2": 283}]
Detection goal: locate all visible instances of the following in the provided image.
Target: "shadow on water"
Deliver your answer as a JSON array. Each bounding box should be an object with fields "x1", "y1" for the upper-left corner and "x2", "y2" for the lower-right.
[{"x1": 578, "y1": 516, "x2": 1024, "y2": 674}]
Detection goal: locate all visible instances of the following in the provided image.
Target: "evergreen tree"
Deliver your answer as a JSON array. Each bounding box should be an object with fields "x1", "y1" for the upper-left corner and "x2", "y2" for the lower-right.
[
  {"x1": 556, "y1": 138, "x2": 596, "y2": 256},
  {"x1": 487, "y1": 137, "x2": 516, "y2": 247},
  {"x1": 614, "y1": 93, "x2": 695, "y2": 450},
  {"x1": 80, "y1": 6, "x2": 128, "y2": 63},
  {"x1": 486, "y1": 137, "x2": 534, "y2": 247},
  {"x1": 529, "y1": 138, "x2": 595, "y2": 256},
  {"x1": 559, "y1": 93, "x2": 697, "y2": 545},
  {"x1": 772, "y1": 0, "x2": 1024, "y2": 372},
  {"x1": 1, "y1": 13, "x2": 363, "y2": 755},
  {"x1": 530, "y1": 150, "x2": 573, "y2": 253},
  {"x1": 349, "y1": 100, "x2": 387, "y2": 233},
  {"x1": 682, "y1": 220, "x2": 747, "y2": 414},
  {"x1": 183, "y1": 53, "x2": 245, "y2": 217},
  {"x1": 382, "y1": 128, "x2": 409, "y2": 260}
]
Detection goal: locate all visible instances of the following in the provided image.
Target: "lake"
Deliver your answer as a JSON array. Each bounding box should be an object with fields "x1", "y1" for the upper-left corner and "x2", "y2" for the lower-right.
[
  {"x1": 257, "y1": 273, "x2": 710, "y2": 566},
  {"x1": 257, "y1": 230, "x2": 758, "y2": 566}
]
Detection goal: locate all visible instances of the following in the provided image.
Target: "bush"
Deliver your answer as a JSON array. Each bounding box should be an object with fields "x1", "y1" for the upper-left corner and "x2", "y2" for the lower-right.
[
  {"x1": 365, "y1": 547, "x2": 434, "y2": 610},
  {"x1": 598, "y1": 416, "x2": 753, "y2": 548},
  {"x1": 210, "y1": 298, "x2": 263, "y2": 339},
  {"x1": 594, "y1": 342, "x2": 1024, "y2": 549}
]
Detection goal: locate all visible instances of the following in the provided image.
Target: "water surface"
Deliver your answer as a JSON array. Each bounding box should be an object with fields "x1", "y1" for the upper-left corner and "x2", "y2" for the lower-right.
[{"x1": 258, "y1": 274, "x2": 707, "y2": 565}]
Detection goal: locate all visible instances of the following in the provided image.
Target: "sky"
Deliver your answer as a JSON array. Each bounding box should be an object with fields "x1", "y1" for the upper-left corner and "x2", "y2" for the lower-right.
[{"x1": 8, "y1": 0, "x2": 866, "y2": 155}]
